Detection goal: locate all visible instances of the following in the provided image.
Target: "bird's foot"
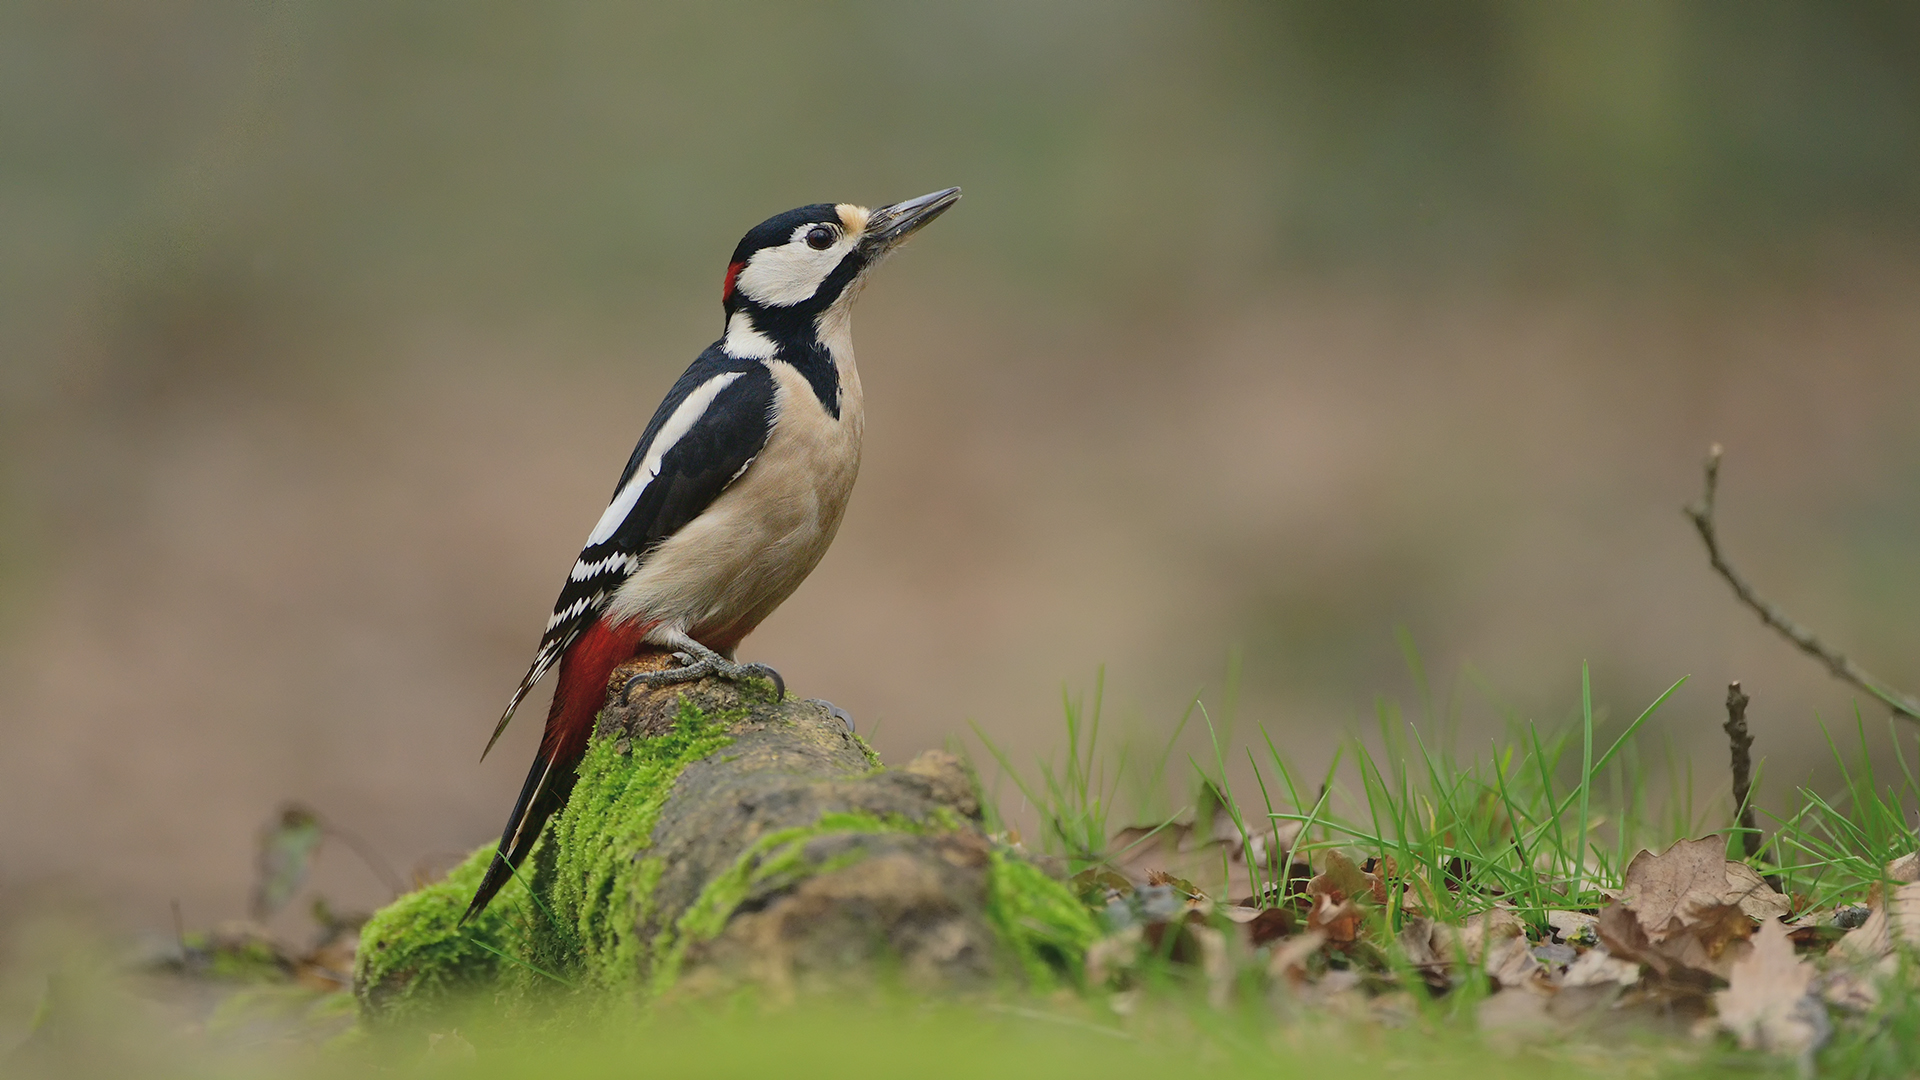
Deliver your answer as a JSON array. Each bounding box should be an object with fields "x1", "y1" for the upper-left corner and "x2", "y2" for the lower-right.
[
  {"x1": 803, "y1": 698, "x2": 854, "y2": 732},
  {"x1": 621, "y1": 641, "x2": 785, "y2": 701}
]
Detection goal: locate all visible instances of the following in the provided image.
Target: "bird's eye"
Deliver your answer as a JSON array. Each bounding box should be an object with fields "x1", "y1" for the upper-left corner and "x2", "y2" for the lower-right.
[{"x1": 805, "y1": 225, "x2": 836, "y2": 250}]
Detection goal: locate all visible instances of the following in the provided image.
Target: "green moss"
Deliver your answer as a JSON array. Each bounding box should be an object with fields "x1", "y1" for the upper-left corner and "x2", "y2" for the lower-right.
[
  {"x1": 851, "y1": 733, "x2": 883, "y2": 768},
  {"x1": 190, "y1": 934, "x2": 289, "y2": 982},
  {"x1": 357, "y1": 692, "x2": 1096, "y2": 1016},
  {"x1": 352, "y1": 843, "x2": 519, "y2": 1024},
  {"x1": 984, "y1": 848, "x2": 1098, "y2": 989},
  {"x1": 650, "y1": 811, "x2": 922, "y2": 995},
  {"x1": 535, "y1": 697, "x2": 738, "y2": 996}
]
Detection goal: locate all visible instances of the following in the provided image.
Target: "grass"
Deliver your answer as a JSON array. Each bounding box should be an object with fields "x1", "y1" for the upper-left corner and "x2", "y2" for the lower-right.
[
  {"x1": 969, "y1": 656, "x2": 1920, "y2": 1077},
  {"x1": 11, "y1": 657, "x2": 1920, "y2": 1079}
]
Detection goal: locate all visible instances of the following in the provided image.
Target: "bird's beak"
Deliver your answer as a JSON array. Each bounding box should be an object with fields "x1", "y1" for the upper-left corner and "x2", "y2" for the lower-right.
[{"x1": 863, "y1": 187, "x2": 961, "y2": 250}]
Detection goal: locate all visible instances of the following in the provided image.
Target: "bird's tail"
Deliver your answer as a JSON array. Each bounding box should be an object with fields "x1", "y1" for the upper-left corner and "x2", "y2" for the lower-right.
[
  {"x1": 462, "y1": 748, "x2": 569, "y2": 923},
  {"x1": 463, "y1": 615, "x2": 651, "y2": 923}
]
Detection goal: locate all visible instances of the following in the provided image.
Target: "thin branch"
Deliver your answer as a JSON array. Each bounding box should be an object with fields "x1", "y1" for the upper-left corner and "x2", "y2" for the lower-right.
[
  {"x1": 1724, "y1": 682, "x2": 1759, "y2": 861},
  {"x1": 1684, "y1": 444, "x2": 1920, "y2": 722},
  {"x1": 1720, "y1": 682, "x2": 1786, "y2": 891}
]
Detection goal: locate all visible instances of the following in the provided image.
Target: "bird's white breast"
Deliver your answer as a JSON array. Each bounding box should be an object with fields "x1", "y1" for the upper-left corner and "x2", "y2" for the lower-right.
[{"x1": 605, "y1": 341, "x2": 863, "y2": 646}]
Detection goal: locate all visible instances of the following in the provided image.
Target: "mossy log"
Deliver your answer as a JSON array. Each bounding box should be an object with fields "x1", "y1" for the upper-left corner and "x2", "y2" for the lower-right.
[{"x1": 354, "y1": 650, "x2": 1096, "y2": 1026}]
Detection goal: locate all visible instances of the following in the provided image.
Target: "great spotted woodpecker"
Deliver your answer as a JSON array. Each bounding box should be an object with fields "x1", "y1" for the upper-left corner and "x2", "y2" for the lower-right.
[{"x1": 463, "y1": 188, "x2": 961, "y2": 922}]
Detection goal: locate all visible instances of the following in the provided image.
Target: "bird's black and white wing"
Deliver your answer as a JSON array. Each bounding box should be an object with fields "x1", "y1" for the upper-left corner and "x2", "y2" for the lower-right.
[{"x1": 481, "y1": 349, "x2": 775, "y2": 758}]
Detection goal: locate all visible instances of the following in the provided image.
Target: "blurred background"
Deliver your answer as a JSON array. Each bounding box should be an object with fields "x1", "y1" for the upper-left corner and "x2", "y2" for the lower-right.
[{"x1": 3, "y1": 0, "x2": 1918, "y2": 970}]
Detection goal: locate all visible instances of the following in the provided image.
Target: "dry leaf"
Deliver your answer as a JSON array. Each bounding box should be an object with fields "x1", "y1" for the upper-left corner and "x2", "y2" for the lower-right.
[
  {"x1": 1482, "y1": 934, "x2": 1544, "y2": 989},
  {"x1": 1398, "y1": 917, "x2": 1447, "y2": 969},
  {"x1": 1723, "y1": 862, "x2": 1794, "y2": 921},
  {"x1": 1831, "y1": 905, "x2": 1891, "y2": 964},
  {"x1": 1562, "y1": 946, "x2": 1641, "y2": 988},
  {"x1": 1830, "y1": 881, "x2": 1920, "y2": 963},
  {"x1": 1599, "y1": 900, "x2": 1753, "y2": 983},
  {"x1": 1231, "y1": 905, "x2": 1296, "y2": 947},
  {"x1": 1307, "y1": 895, "x2": 1362, "y2": 946},
  {"x1": 1714, "y1": 919, "x2": 1829, "y2": 1057},
  {"x1": 1308, "y1": 851, "x2": 1379, "y2": 908},
  {"x1": 1618, "y1": 838, "x2": 1790, "y2": 939},
  {"x1": 1267, "y1": 929, "x2": 1327, "y2": 983},
  {"x1": 1546, "y1": 910, "x2": 1598, "y2": 943},
  {"x1": 1398, "y1": 909, "x2": 1524, "y2": 980},
  {"x1": 1085, "y1": 925, "x2": 1143, "y2": 986},
  {"x1": 1819, "y1": 969, "x2": 1880, "y2": 1013},
  {"x1": 1193, "y1": 925, "x2": 1232, "y2": 1008},
  {"x1": 1887, "y1": 852, "x2": 1919, "y2": 884},
  {"x1": 1455, "y1": 907, "x2": 1526, "y2": 961}
]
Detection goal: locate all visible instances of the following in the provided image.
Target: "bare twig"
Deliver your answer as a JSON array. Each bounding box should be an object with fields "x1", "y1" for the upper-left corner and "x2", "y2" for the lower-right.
[
  {"x1": 1685, "y1": 444, "x2": 1920, "y2": 722},
  {"x1": 1724, "y1": 682, "x2": 1760, "y2": 856}
]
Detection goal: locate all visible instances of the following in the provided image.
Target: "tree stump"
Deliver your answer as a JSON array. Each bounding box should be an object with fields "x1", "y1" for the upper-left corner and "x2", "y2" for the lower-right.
[{"x1": 354, "y1": 650, "x2": 1094, "y2": 1026}]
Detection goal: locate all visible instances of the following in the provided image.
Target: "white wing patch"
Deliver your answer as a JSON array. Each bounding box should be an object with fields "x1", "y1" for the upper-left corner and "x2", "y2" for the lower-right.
[{"x1": 586, "y1": 371, "x2": 746, "y2": 546}]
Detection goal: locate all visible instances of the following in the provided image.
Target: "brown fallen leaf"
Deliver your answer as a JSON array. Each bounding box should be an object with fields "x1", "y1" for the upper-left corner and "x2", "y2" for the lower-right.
[
  {"x1": 1561, "y1": 945, "x2": 1641, "y2": 988},
  {"x1": 1398, "y1": 908, "x2": 1526, "y2": 984},
  {"x1": 1308, "y1": 851, "x2": 1380, "y2": 909},
  {"x1": 1192, "y1": 924, "x2": 1232, "y2": 1008},
  {"x1": 1482, "y1": 934, "x2": 1545, "y2": 990},
  {"x1": 1069, "y1": 866, "x2": 1133, "y2": 905},
  {"x1": 1455, "y1": 907, "x2": 1526, "y2": 962},
  {"x1": 1830, "y1": 881, "x2": 1920, "y2": 963},
  {"x1": 1085, "y1": 925, "x2": 1143, "y2": 987},
  {"x1": 1300, "y1": 850, "x2": 1385, "y2": 949},
  {"x1": 1887, "y1": 852, "x2": 1919, "y2": 884},
  {"x1": 1227, "y1": 904, "x2": 1296, "y2": 947},
  {"x1": 1599, "y1": 900, "x2": 1753, "y2": 984},
  {"x1": 1618, "y1": 837, "x2": 1790, "y2": 939},
  {"x1": 1714, "y1": 918, "x2": 1829, "y2": 1057},
  {"x1": 1266, "y1": 929, "x2": 1328, "y2": 983},
  {"x1": 1819, "y1": 968, "x2": 1881, "y2": 1013},
  {"x1": 1545, "y1": 910, "x2": 1598, "y2": 944},
  {"x1": 1398, "y1": 916, "x2": 1445, "y2": 967},
  {"x1": 1723, "y1": 862, "x2": 1795, "y2": 921},
  {"x1": 1307, "y1": 895, "x2": 1363, "y2": 947}
]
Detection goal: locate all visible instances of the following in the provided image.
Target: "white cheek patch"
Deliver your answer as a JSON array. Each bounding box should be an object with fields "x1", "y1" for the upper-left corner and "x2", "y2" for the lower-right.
[
  {"x1": 586, "y1": 371, "x2": 745, "y2": 546},
  {"x1": 733, "y1": 226, "x2": 856, "y2": 307}
]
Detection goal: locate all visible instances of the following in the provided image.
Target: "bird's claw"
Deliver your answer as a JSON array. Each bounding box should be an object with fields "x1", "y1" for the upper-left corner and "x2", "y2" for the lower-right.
[
  {"x1": 620, "y1": 654, "x2": 785, "y2": 702},
  {"x1": 803, "y1": 698, "x2": 854, "y2": 732},
  {"x1": 734, "y1": 662, "x2": 786, "y2": 700}
]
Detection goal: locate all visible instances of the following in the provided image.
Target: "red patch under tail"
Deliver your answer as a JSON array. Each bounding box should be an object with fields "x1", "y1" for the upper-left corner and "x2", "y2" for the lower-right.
[{"x1": 538, "y1": 616, "x2": 651, "y2": 765}]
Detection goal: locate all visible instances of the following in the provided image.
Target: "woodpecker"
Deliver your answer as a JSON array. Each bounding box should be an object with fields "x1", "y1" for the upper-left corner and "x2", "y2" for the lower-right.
[{"x1": 463, "y1": 188, "x2": 961, "y2": 922}]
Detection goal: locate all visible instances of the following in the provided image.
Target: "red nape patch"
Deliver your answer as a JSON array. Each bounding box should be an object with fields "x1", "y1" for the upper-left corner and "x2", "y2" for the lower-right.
[
  {"x1": 721, "y1": 260, "x2": 747, "y2": 303},
  {"x1": 538, "y1": 616, "x2": 653, "y2": 763}
]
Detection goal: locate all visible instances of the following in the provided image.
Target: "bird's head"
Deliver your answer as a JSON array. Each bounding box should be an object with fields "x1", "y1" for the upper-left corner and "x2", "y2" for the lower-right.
[{"x1": 720, "y1": 188, "x2": 959, "y2": 353}]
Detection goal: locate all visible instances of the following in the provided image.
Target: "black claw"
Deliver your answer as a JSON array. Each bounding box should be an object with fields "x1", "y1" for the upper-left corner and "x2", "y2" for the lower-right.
[
  {"x1": 800, "y1": 698, "x2": 854, "y2": 731},
  {"x1": 752, "y1": 664, "x2": 786, "y2": 700}
]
